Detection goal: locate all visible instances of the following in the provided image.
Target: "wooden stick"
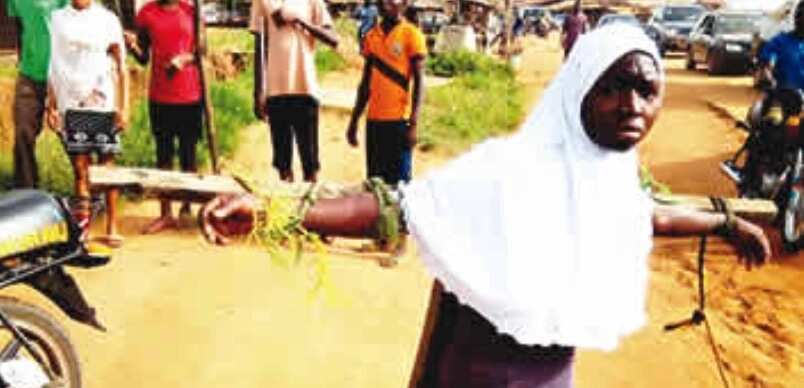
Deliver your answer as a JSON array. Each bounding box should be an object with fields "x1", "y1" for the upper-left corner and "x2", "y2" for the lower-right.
[
  {"x1": 90, "y1": 167, "x2": 780, "y2": 222},
  {"x1": 194, "y1": 0, "x2": 220, "y2": 174},
  {"x1": 652, "y1": 193, "x2": 778, "y2": 222}
]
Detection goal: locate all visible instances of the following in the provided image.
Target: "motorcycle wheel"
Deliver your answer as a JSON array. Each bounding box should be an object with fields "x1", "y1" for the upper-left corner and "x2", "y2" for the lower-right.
[
  {"x1": 0, "y1": 296, "x2": 81, "y2": 387},
  {"x1": 782, "y1": 187, "x2": 802, "y2": 251}
]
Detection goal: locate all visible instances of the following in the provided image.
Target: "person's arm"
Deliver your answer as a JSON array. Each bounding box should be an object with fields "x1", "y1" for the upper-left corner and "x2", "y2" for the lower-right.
[
  {"x1": 275, "y1": 2, "x2": 339, "y2": 48},
  {"x1": 757, "y1": 35, "x2": 781, "y2": 88},
  {"x1": 44, "y1": 81, "x2": 61, "y2": 133},
  {"x1": 250, "y1": 1, "x2": 267, "y2": 120},
  {"x1": 201, "y1": 193, "x2": 380, "y2": 245},
  {"x1": 252, "y1": 28, "x2": 266, "y2": 120},
  {"x1": 652, "y1": 205, "x2": 770, "y2": 269},
  {"x1": 408, "y1": 55, "x2": 425, "y2": 147},
  {"x1": 346, "y1": 59, "x2": 372, "y2": 147},
  {"x1": 109, "y1": 42, "x2": 129, "y2": 131},
  {"x1": 295, "y1": 19, "x2": 339, "y2": 48},
  {"x1": 124, "y1": 28, "x2": 151, "y2": 65}
]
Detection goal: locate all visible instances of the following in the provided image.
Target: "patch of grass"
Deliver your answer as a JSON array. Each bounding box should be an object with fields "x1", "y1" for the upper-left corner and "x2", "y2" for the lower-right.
[
  {"x1": 0, "y1": 132, "x2": 74, "y2": 196},
  {"x1": 425, "y1": 50, "x2": 513, "y2": 78},
  {"x1": 334, "y1": 17, "x2": 358, "y2": 41},
  {"x1": 315, "y1": 46, "x2": 347, "y2": 75},
  {"x1": 119, "y1": 66, "x2": 255, "y2": 169},
  {"x1": 0, "y1": 64, "x2": 16, "y2": 81},
  {"x1": 207, "y1": 27, "x2": 254, "y2": 53},
  {"x1": 0, "y1": 66, "x2": 257, "y2": 194},
  {"x1": 419, "y1": 52, "x2": 523, "y2": 153}
]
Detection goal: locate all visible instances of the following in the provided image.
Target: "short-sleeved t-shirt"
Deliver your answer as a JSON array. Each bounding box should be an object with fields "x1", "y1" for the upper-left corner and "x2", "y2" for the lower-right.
[
  {"x1": 249, "y1": 0, "x2": 333, "y2": 99},
  {"x1": 760, "y1": 32, "x2": 804, "y2": 91},
  {"x1": 49, "y1": 4, "x2": 125, "y2": 114},
  {"x1": 136, "y1": 1, "x2": 201, "y2": 104},
  {"x1": 362, "y1": 21, "x2": 427, "y2": 121},
  {"x1": 7, "y1": 0, "x2": 68, "y2": 82}
]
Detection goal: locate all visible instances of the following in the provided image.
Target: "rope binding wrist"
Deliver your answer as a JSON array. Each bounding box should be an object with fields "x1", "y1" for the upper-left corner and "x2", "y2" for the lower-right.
[
  {"x1": 710, "y1": 196, "x2": 737, "y2": 238},
  {"x1": 364, "y1": 178, "x2": 403, "y2": 251}
]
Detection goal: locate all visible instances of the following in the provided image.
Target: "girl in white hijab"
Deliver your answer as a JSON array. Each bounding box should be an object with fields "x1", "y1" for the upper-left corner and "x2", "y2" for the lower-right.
[{"x1": 202, "y1": 24, "x2": 770, "y2": 387}]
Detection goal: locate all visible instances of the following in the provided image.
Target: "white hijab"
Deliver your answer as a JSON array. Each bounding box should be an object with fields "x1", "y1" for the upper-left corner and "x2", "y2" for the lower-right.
[{"x1": 402, "y1": 24, "x2": 662, "y2": 351}]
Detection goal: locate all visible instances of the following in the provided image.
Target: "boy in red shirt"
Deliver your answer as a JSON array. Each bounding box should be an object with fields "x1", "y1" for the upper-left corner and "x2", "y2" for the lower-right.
[{"x1": 126, "y1": 0, "x2": 203, "y2": 233}]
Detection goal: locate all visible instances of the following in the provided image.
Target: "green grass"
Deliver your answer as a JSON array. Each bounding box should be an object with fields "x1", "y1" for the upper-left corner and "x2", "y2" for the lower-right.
[
  {"x1": 419, "y1": 51, "x2": 524, "y2": 152},
  {"x1": 0, "y1": 66, "x2": 257, "y2": 195},
  {"x1": 0, "y1": 64, "x2": 15, "y2": 81},
  {"x1": 118, "y1": 66, "x2": 255, "y2": 169},
  {"x1": 208, "y1": 26, "x2": 347, "y2": 76},
  {"x1": 207, "y1": 27, "x2": 254, "y2": 53},
  {"x1": 315, "y1": 46, "x2": 347, "y2": 75}
]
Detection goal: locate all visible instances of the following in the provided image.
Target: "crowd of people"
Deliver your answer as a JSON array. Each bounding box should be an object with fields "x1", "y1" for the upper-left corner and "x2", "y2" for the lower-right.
[
  {"x1": 8, "y1": 0, "x2": 428, "y2": 247},
  {"x1": 6, "y1": 0, "x2": 801, "y2": 387}
]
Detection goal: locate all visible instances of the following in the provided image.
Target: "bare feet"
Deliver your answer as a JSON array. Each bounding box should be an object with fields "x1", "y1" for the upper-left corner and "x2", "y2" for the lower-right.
[
  {"x1": 93, "y1": 234, "x2": 124, "y2": 249},
  {"x1": 142, "y1": 215, "x2": 178, "y2": 234}
]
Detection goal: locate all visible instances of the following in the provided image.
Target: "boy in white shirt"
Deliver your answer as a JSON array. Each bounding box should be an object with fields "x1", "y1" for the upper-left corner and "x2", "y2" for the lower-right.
[{"x1": 46, "y1": 0, "x2": 129, "y2": 247}]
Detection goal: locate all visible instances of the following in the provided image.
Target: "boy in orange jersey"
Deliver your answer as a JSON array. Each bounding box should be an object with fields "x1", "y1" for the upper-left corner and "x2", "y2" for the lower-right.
[{"x1": 346, "y1": 0, "x2": 426, "y2": 186}]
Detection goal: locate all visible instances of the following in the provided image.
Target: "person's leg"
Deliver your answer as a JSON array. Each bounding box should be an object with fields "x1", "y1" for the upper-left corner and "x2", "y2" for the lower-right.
[
  {"x1": 365, "y1": 121, "x2": 383, "y2": 181},
  {"x1": 98, "y1": 153, "x2": 123, "y2": 247},
  {"x1": 70, "y1": 154, "x2": 92, "y2": 240},
  {"x1": 177, "y1": 103, "x2": 203, "y2": 220},
  {"x1": 12, "y1": 75, "x2": 47, "y2": 188},
  {"x1": 367, "y1": 121, "x2": 406, "y2": 185},
  {"x1": 292, "y1": 96, "x2": 320, "y2": 182},
  {"x1": 267, "y1": 97, "x2": 295, "y2": 182},
  {"x1": 395, "y1": 121, "x2": 413, "y2": 185},
  {"x1": 142, "y1": 102, "x2": 178, "y2": 234}
]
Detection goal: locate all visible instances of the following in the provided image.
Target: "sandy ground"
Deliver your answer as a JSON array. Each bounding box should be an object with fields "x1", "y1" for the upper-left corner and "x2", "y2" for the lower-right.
[{"x1": 2, "y1": 37, "x2": 802, "y2": 387}]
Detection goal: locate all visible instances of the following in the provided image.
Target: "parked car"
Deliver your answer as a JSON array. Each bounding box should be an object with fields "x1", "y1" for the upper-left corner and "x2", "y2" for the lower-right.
[
  {"x1": 645, "y1": 4, "x2": 706, "y2": 55},
  {"x1": 595, "y1": 13, "x2": 640, "y2": 29},
  {"x1": 686, "y1": 11, "x2": 762, "y2": 75}
]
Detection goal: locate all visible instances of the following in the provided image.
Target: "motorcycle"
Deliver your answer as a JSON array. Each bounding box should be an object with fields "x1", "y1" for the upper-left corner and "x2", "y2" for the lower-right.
[
  {"x1": 721, "y1": 88, "x2": 804, "y2": 250},
  {"x1": 0, "y1": 190, "x2": 109, "y2": 387}
]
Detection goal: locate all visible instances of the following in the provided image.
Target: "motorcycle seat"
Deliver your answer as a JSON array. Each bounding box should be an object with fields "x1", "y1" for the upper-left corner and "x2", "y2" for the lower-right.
[{"x1": 0, "y1": 190, "x2": 71, "y2": 259}]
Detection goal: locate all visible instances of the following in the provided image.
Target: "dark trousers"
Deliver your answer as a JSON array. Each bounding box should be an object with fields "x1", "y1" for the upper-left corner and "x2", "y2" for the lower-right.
[
  {"x1": 413, "y1": 286, "x2": 575, "y2": 388},
  {"x1": 149, "y1": 101, "x2": 203, "y2": 172},
  {"x1": 13, "y1": 75, "x2": 47, "y2": 188},
  {"x1": 366, "y1": 120, "x2": 412, "y2": 186},
  {"x1": 266, "y1": 95, "x2": 320, "y2": 178}
]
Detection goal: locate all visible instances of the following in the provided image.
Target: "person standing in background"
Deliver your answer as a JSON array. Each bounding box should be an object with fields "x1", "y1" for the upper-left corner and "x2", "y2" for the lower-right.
[
  {"x1": 7, "y1": 0, "x2": 68, "y2": 188},
  {"x1": 346, "y1": 0, "x2": 426, "y2": 186},
  {"x1": 355, "y1": 0, "x2": 379, "y2": 47},
  {"x1": 46, "y1": 0, "x2": 129, "y2": 247},
  {"x1": 125, "y1": 0, "x2": 205, "y2": 234},
  {"x1": 561, "y1": 0, "x2": 588, "y2": 59},
  {"x1": 250, "y1": 0, "x2": 339, "y2": 183}
]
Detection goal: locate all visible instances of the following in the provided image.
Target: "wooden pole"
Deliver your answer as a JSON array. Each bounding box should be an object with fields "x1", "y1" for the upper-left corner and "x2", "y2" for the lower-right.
[{"x1": 194, "y1": 0, "x2": 221, "y2": 174}]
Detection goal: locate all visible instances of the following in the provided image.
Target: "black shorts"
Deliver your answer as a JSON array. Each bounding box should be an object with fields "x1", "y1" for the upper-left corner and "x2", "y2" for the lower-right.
[
  {"x1": 266, "y1": 95, "x2": 320, "y2": 177},
  {"x1": 149, "y1": 101, "x2": 203, "y2": 171},
  {"x1": 366, "y1": 120, "x2": 412, "y2": 186},
  {"x1": 61, "y1": 110, "x2": 121, "y2": 156}
]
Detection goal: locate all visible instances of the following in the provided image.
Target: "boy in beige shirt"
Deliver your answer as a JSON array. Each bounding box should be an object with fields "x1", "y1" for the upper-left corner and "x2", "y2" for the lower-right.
[{"x1": 250, "y1": 0, "x2": 339, "y2": 182}]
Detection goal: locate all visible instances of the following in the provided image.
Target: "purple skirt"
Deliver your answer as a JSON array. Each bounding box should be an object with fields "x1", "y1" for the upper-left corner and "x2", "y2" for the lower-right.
[{"x1": 412, "y1": 285, "x2": 575, "y2": 388}]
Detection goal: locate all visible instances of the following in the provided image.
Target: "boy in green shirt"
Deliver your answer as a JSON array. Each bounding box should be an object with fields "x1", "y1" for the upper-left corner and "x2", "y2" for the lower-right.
[{"x1": 7, "y1": 0, "x2": 68, "y2": 188}]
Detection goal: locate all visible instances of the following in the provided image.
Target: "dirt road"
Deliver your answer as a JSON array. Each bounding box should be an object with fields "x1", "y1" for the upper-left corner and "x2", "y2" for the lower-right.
[{"x1": 6, "y1": 40, "x2": 801, "y2": 387}]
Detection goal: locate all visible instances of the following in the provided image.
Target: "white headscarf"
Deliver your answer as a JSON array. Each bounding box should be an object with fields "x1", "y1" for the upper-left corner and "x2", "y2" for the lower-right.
[{"x1": 402, "y1": 24, "x2": 662, "y2": 351}]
